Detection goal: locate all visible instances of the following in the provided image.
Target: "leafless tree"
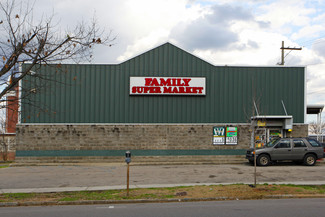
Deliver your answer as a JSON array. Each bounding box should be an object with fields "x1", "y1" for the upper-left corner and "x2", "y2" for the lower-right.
[
  {"x1": 308, "y1": 121, "x2": 325, "y2": 135},
  {"x1": 0, "y1": 112, "x2": 8, "y2": 161},
  {"x1": 0, "y1": 0, "x2": 115, "y2": 106}
]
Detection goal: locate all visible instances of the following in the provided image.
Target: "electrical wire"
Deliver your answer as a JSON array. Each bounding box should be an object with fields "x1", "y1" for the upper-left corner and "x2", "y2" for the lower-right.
[
  {"x1": 308, "y1": 87, "x2": 325, "y2": 95},
  {"x1": 284, "y1": 50, "x2": 293, "y2": 59},
  {"x1": 296, "y1": 34, "x2": 325, "y2": 47}
]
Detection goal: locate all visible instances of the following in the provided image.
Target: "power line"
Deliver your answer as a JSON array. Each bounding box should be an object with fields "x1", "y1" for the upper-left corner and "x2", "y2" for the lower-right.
[
  {"x1": 306, "y1": 62, "x2": 325, "y2": 66},
  {"x1": 309, "y1": 38, "x2": 325, "y2": 47},
  {"x1": 295, "y1": 34, "x2": 325, "y2": 47},
  {"x1": 308, "y1": 87, "x2": 325, "y2": 95}
]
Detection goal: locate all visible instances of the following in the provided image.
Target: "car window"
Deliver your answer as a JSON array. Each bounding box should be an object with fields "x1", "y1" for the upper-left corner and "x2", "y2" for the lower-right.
[
  {"x1": 307, "y1": 139, "x2": 322, "y2": 147},
  {"x1": 293, "y1": 139, "x2": 307, "y2": 148},
  {"x1": 265, "y1": 138, "x2": 280, "y2": 147},
  {"x1": 275, "y1": 140, "x2": 291, "y2": 148}
]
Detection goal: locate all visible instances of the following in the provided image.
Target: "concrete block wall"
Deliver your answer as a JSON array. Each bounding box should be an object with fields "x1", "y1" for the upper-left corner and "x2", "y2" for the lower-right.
[
  {"x1": 286, "y1": 124, "x2": 309, "y2": 137},
  {"x1": 15, "y1": 124, "x2": 308, "y2": 164}
]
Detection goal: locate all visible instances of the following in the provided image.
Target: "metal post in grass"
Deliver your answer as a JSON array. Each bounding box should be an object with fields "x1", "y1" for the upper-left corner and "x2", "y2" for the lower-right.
[
  {"x1": 254, "y1": 141, "x2": 257, "y2": 187},
  {"x1": 125, "y1": 151, "x2": 131, "y2": 196}
]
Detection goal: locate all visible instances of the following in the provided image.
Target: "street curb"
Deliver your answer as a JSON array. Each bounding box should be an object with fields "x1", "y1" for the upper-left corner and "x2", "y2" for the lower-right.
[
  {"x1": 8, "y1": 162, "x2": 248, "y2": 167},
  {"x1": 1, "y1": 195, "x2": 325, "y2": 207},
  {"x1": 6, "y1": 159, "x2": 325, "y2": 167}
]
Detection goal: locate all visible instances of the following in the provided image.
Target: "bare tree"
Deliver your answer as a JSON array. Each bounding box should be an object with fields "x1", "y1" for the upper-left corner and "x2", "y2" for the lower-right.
[
  {"x1": 0, "y1": 109, "x2": 10, "y2": 162},
  {"x1": 0, "y1": 0, "x2": 115, "y2": 105},
  {"x1": 308, "y1": 121, "x2": 325, "y2": 135}
]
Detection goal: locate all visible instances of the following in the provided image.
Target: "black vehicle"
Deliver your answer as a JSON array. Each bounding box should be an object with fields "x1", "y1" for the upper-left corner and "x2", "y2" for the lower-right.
[{"x1": 246, "y1": 138, "x2": 324, "y2": 166}]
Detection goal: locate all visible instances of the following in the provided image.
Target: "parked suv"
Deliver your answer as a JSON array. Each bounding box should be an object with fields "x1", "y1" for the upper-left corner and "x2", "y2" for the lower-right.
[{"x1": 246, "y1": 138, "x2": 324, "y2": 166}]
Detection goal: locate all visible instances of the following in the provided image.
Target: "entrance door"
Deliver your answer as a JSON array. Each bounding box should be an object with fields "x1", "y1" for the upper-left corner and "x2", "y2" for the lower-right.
[
  {"x1": 254, "y1": 128, "x2": 266, "y2": 148},
  {"x1": 268, "y1": 129, "x2": 282, "y2": 142}
]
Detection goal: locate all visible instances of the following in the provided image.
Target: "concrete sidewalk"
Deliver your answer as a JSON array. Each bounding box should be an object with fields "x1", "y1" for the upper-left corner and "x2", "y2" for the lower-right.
[
  {"x1": 3, "y1": 181, "x2": 325, "y2": 194},
  {"x1": 1, "y1": 163, "x2": 325, "y2": 193}
]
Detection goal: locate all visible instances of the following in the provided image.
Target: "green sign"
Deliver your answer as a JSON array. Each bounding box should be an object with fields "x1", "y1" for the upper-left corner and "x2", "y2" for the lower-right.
[
  {"x1": 213, "y1": 126, "x2": 238, "y2": 145},
  {"x1": 226, "y1": 127, "x2": 238, "y2": 145}
]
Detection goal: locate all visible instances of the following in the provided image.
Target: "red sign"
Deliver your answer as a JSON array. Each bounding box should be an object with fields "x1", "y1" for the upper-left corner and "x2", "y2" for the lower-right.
[{"x1": 130, "y1": 77, "x2": 206, "y2": 95}]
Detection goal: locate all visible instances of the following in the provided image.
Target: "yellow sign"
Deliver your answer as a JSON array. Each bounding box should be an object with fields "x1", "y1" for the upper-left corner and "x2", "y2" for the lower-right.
[{"x1": 257, "y1": 120, "x2": 266, "y2": 127}]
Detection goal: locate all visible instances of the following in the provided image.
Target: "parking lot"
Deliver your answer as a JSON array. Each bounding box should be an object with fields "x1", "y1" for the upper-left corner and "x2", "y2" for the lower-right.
[{"x1": 0, "y1": 161, "x2": 325, "y2": 191}]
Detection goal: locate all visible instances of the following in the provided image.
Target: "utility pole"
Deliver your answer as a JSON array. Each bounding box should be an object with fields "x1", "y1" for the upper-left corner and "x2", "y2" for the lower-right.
[{"x1": 280, "y1": 41, "x2": 302, "y2": 65}]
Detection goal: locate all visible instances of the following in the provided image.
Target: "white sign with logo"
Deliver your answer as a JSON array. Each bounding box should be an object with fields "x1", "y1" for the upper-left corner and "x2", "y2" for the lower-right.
[
  {"x1": 213, "y1": 127, "x2": 225, "y2": 145},
  {"x1": 130, "y1": 77, "x2": 206, "y2": 95}
]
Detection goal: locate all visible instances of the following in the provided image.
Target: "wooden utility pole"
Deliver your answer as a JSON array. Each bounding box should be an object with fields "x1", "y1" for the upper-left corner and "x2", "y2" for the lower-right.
[{"x1": 280, "y1": 41, "x2": 302, "y2": 65}]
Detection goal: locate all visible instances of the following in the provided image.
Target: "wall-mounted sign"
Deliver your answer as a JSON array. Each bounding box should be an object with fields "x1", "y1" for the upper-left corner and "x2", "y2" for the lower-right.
[
  {"x1": 213, "y1": 127, "x2": 225, "y2": 145},
  {"x1": 213, "y1": 126, "x2": 238, "y2": 145},
  {"x1": 130, "y1": 77, "x2": 206, "y2": 95},
  {"x1": 226, "y1": 127, "x2": 238, "y2": 145},
  {"x1": 257, "y1": 120, "x2": 266, "y2": 127}
]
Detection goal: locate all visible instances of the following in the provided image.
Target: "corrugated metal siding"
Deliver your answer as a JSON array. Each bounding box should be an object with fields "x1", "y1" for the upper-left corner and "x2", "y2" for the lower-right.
[{"x1": 21, "y1": 43, "x2": 305, "y2": 123}]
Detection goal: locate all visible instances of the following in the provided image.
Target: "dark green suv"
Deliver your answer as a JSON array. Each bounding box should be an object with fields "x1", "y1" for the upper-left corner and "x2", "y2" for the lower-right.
[{"x1": 246, "y1": 138, "x2": 324, "y2": 166}]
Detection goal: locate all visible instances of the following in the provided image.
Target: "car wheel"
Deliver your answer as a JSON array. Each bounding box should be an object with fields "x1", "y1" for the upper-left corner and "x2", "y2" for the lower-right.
[
  {"x1": 304, "y1": 154, "x2": 316, "y2": 166},
  {"x1": 257, "y1": 154, "x2": 270, "y2": 166}
]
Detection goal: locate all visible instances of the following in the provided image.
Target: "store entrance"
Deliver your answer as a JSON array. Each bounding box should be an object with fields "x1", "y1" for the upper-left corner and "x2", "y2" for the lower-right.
[
  {"x1": 254, "y1": 128, "x2": 282, "y2": 148},
  {"x1": 250, "y1": 115, "x2": 293, "y2": 149}
]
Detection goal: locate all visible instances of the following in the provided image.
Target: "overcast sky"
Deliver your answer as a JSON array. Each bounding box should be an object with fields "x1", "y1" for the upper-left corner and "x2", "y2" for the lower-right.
[{"x1": 32, "y1": 0, "x2": 325, "y2": 121}]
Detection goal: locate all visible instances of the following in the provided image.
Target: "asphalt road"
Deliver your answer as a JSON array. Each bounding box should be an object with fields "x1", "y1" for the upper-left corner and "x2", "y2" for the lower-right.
[
  {"x1": 0, "y1": 162, "x2": 325, "y2": 190},
  {"x1": 0, "y1": 198, "x2": 324, "y2": 217}
]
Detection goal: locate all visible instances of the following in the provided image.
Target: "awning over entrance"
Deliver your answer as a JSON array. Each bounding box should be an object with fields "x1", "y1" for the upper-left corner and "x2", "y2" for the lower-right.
[
  {"x1": 250, "y1": 115, "x2": 294, "y2": 148},
  {"x1": 307, "y1": 104, "x2": 324, "y2": 141},
  {"x1": 251, "y1": 115, "x2": 293, "y2": 130},
  {"x1": 307, "y1": 104, "x2": 324, "y2": 115}
]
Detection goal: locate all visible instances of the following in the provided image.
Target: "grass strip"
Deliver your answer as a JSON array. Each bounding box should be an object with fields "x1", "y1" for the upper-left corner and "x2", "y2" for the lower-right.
[{"x1": 1, "y1": 184, "x2": 325, "y2": 203}]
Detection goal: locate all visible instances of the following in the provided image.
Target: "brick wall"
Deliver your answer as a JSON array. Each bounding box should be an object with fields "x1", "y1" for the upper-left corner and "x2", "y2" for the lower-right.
[{"x1": 6, "y1": 85, "x2": 19, "y2": 134}]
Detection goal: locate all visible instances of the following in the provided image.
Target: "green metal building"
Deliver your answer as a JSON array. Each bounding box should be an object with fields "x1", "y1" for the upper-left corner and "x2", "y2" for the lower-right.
[
  {"x1": 16, "y1": 42, "x2": 307, "y2": 163},
  {"x1": 21, "y1": 42, "x2": 305, "y2": 124}
]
